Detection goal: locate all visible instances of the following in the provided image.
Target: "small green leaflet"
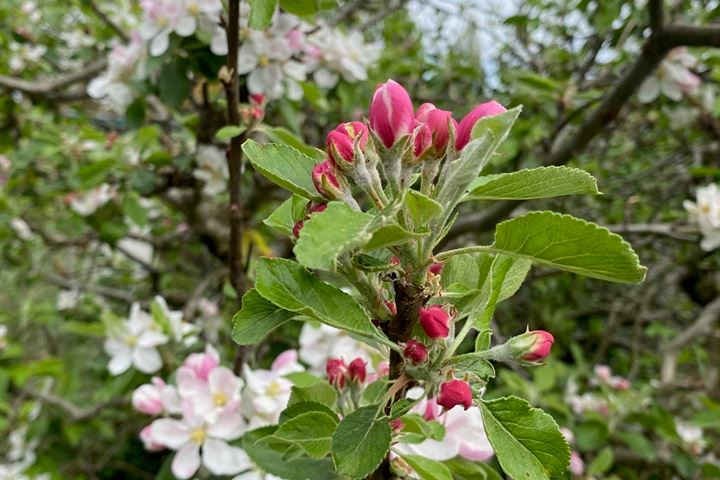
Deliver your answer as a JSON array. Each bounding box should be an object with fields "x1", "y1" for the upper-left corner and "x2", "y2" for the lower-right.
[
  {"x1": 263, "y1": 195, "x2": 308, "y2": 236},
  {"x1": 480, "y1": 396, "x2": 570, "y2": 480},
  {"x1": 331, "y1": 405, "x2": 391, "y2": 478},
  {"x1": 254, "y1": 258, "x2": 377, "y2": 336},
  {"x1": 269, "y1": 411, "x2": 338, "y2": 459},
  {"x1": 462, "y1": 166, "x2": 600, "y2": 201},
  {"x1": 242, "y1": 140, "x2": 322, "y2": 201},
  {"x1": 215, "y1": 125, "x2": 246, "y2": 141},
  {"x1": 288, "y1": 383, "x2": 337, "y2": 409},
  {"x1": 248, "y1": 0, "x2": 277, "y2": 29},
  {"x1": 401, "y1": 455, "x2": 453, "y2": 480},
  {"x1": 231, "y1": 289, "x2": 296, "y2": 345},
  {"x1": 490, "y1": 211, "x2": 647, "y2": 283}
]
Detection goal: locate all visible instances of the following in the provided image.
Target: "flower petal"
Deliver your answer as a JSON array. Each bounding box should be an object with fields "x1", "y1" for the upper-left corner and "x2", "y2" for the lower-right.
[
  {"x1": 172, "y1": 443, "x2": 201, "y2": 479},
  {"x1": 202, "y1": 438, "x2": 251, "y2": 475}
]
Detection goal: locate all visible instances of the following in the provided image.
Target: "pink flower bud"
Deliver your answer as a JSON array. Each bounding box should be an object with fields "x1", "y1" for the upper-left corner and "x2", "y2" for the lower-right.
[
  {"x1": 369, "y1": 79, "x2": 415, "y2": 148},
  {"x1": 389, "y1": 418, "x2": 405, "y2": 431},
  {"x1": 326, "y1": 122, "x2": 368, "y2": 165},
  {"x1": 413, "y1": 122, "x2": 433, "y2": 158},
  {"x1": 455, "y1": 100, "x2": 507, "y2": 150},
  {"x1": 292, "y1": 220, "x2": 304, "y2": 238},
  {"x1": 419, "y1": 305, "x2": 450, "y2": 339},
  {"x1": 376, "y1": 361, "x2": 389, "y2": 377},
  {"x1": 183, "y1": 348, "x2": 220, "y2": 381},
  {"x1": 428, "y1": 262, "x2": 443, "y2": 275},
  {"x1": 385, "y1": 301, "x2": 397, "y2": 316},
  {"x1": 415, "y1": 103, "x2": 456, "y2": 155},
  {"x1": 249, "y1": 93, "x2": 265, "y2": 106},
  {"x1": 611, "y1": 377, "x2": 631, "y2": 390},
  {"x1": 403, "y1": 339, "x2": 428, "y2": 365},
  {"x1": 347, "y1": 358, "x2": 367, "y2": 384},
  {"x1": 326, "y1": 358, "x2": 347, "y2": 389},
  {"x1": 308, "y1": 203, "x2": 327, "y2": 215},
  {"x1": 390, "y1": 256, "x2": 400, "y2": 266},
  {"x1": 132, "y1": 381, "x2": 165, "y2": 415},
  {"x1": 519, "y1": 330, "x2": 554, "y2": 361},
  {"x1": 436, "y1": 379, "x2": 473, "y2": 410},
  {"x1": 570, "y1": 451, "x2": 585, "y2": 476},
  {"x1": 312, "y1": 160, "x2": 343, "y2": 199}
]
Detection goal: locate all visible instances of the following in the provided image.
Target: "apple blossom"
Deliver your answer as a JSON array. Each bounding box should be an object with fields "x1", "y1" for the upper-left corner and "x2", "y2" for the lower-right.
[
  {"x1": 182, "y1": 344, "x2": 220, "y2": 381},
  {"x1": 683, "y1": 183, "x2": 720, "y2": 251},
  {"x1": 151, "y1": 402, "x2": 249, "y2": 479},
  {"x1": 638, "y1": 48, "x2": 701, "y2": 103},
  {"x1": 326, "y1": 122, "x2": 369, "y2": 165},
  {"x1": 414, "y1": 103, "x2": 456, "y2": 156},
  {"x1": 298, "y1": 323, "x2": 381, "y2": 375},
  {"x1": 347, "y1": 358, "x2": 367, "y2": 384},
  {"x1": 69, "y1": 184, "x2": 116, "y2": 216},
  {"x1": 133, "y1": 377, "x2": 182, "y2": 415},
  {"x1": 326, "y1": 358, "x2": 348, "y2": 388},
  {"x1": 369, "y1": 80, "x2": 415, "y2": 148},
  {"x1": 455, "y1": 100, "x2": 507, "y2": 150},
  {"x1": 304, "y1": 28, "x2": 380, "y2": 89},
  {"x1": 312, "y1": 160, "x2": 343, "y2": 200},
  {"x1": 193, "y1": 145, "x2": 229, "y2": 197},
  {"x1": 403, "y1": 339, "x2": 428, "y2": 365},
  {"x1": 104, "y1": 303, "x2": 168, "y2": 375},
  {"x1": 140, "y1": 425, "x2": 165, "y2": 452}
]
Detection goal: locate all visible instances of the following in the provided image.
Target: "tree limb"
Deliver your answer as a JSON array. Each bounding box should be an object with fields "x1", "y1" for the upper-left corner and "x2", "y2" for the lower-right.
[
  {"x1": 82, "y1": 0, "x2": 129, "y2": 42},
  {"x1": 21, "y1": 387, "x2": 126, "y2": 422},
  {"x1": 0, "y1": 58, "x2": 107, "y2": 97}
]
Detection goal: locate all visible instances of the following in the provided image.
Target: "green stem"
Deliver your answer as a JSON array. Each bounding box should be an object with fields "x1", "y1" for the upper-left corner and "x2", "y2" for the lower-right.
[{"x1": 435, "y1": 245, "x2": 492, "y2": 262}]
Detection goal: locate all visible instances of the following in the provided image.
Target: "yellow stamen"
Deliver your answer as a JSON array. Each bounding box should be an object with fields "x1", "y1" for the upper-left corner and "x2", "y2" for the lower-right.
[
  {"x1": 190, "y1": 427, "x2": 206, "y2": 445},
  {"x1": 265, "y1": 381, "x2": 282, "y2": 396},
  {"x1": 258, "y1": 55, "x2": 270, "y2": 67},
  {"x1": 213, "y1": 392, "x2": 228, "y2": 406}
]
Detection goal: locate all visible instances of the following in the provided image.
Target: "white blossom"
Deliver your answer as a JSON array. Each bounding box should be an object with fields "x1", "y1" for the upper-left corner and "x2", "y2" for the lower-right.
[
  {"x1": 638, "y1": 48, "x2": 701, "y2": 103},
  {"x1": 299, "y1": 323, "x2": 382, "y2": 375},
  {"x1": 104, "y1": 303, "x2": 169, "y2": 375},
  {"x1": 684, "y1": 183, "x2": 720, "y2": 251},
  {"x1": 69, "y1": 184, "x2": 117, "y2": 216},
  {"x1": 305, "y1": 28, "x2": 379, "y2": 89},
  {"x1": 193, "y1": 145, "x2": 229, "y2": 196}
]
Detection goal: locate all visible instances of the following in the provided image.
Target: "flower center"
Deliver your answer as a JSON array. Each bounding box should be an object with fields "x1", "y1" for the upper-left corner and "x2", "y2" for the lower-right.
[
  {"x1": 699, "y1": 202, "x2": 711, "y2": 214},
  {"x1": 265, "y1": 380, "x2": 282, "y2": 396},
  {"x1": 190, "y1": 427, "x2": 206, "y2": 445},
  {"x1": 187, "y1": 3, "x2": 199, "y2": 15},
  {"x1": 125, "y1": 334, "x2": 138, "y2": 346},
  {"x1": 258, "y1": 55, "x2": 270, "y2": 67},
  {"x1": 213, "y1": 392, "x2": 228, "y2": 406}
]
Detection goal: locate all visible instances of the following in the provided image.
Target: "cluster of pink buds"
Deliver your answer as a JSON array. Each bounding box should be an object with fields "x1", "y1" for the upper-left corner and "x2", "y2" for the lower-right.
[
  {"x1": 240, "y1": 93, "x2": 266, "y2": 123},
  {"x1": 326, "y1": 357, "x2": 367, "y2": 389}
]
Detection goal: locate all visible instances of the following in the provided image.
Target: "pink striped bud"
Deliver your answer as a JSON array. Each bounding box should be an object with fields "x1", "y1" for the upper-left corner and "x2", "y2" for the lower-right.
[
  {"x1": 413, "y1": 122, "x2": 433, "y2": 158},
  {"x1": 419, "y1": 304, "x2": 450, "y2": 339},
  {"x1": 132, "y1": 381, "x2": 165, "y2": 415},
  {"x1": 326, "y1": 358, "x2": 347, "y2": 389},
  {"x1": 415, "y1": 103, "x2": 456, "y2": 156},
  {"x1": 403, "y1": 339, "x2": 428, "y2": 365},
  {"x1": 436, "y1": 379, "x2": 473, "y2": 410},
  {"x1": 312, "y1": 160, "x2": 343, "y2": 200},
  {"x1": 326, "y1": 122, "x2": 368, "y2": 165},
  {"x1": 347, "y1": 358, "x2": 367, "y2": 384},
  {"x1": 509, "y1": 330, "x2": 554, "y2": 362},
  {"x1": 369, "y1": 79, "x2": 415, "y2": 148},
  {"x1": 455, "y1": 100, "x2": 507, "y2": 150},
  {"x1": 292, "y1": 220, "x2": 304, "y2": 238}
]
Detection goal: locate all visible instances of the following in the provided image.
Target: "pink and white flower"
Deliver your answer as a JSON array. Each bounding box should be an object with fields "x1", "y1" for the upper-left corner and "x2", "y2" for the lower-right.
[
  {"x1": 241, "y1": 350, "x2": 303, "y2": 427},
  {"x1": 132, "y1": 377, "x2": 182, "y2": 415},
  {"x1": 298, "y1": 323, "x2": 383, "y2": 375},
  {"x1": 638, "y1": 48, "x2": 701, "y2": 103}
]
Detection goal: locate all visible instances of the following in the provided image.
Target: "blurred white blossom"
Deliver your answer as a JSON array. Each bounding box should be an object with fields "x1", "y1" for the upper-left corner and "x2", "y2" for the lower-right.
[
  {"x1": 69, "y1": 184, "x2": 117, "y2": 216},
  {"x1": 638, "y1": 48, "x2": 701, "y2": 103},
  {"x1": 193, "y1": 145, "x2": 229, "y2": 196},
  {"x1": 684, "y1": 183, "x2": 720, "y2": 251}
]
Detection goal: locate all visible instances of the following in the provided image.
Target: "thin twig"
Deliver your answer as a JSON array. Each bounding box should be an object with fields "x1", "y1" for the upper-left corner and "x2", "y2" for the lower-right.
[
  {"x1": 0, "y1": 58, "x2": 107, "y2": 97},
  {"x1": 82, "y1": 0, "x2": 129, "y2": 42}
]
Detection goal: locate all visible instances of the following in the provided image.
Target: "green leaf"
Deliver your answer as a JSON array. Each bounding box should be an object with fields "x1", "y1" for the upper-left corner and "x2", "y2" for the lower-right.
[
  {"x1": 280, "y1": 401, "x2": 338, "y2": 424},
  {"x1": 242, "y1": 140, "x2": 322, "y2": 201},
  {"x1": 448, "y1": 354, "x2": 495, "y2": 380},
  {"x1": 471, "y1": 254, "x2": 530, "y2": 329},
  {"x1": 363, "y1": 224, "x2": 426, "y2": 251},
  {"x1": 480, "y1": 396, "x2": 570, "y2": 480},
  {"x1": 263, "y1": 195, "x2": 308, "y2": 236},
  {"x1": 401, "y1": 455, "x2": 453, "y2": 480},
  {"x1": 587, "y1": 447, "x2": 614, "y2": 476},
  {"x1": 249, "y1": 0, "x2": 278, "y2": 29},
  {"x1": 331, "y1": 405, "x2": 391, "y2": 478},
  {"x1": 444, "y1": 458, "x2": 503, "y2": 480},
  {"x1": 254, "y1": 257, "x2": 377, "y2": 336},
  {"x1": 271, "y1": 412, "x2": 338, "y2": 459},
  {"x1": 259, "y1": 125, "x2": 325, "y2": 160},
  {"x1": 401, "y1": 414, "x2": 445, "y2": 441},
  {"x1": 243, "y1": 427, "x2": 336, "y2": 480},
  {"x1": 288, "y1": 383, "x2": 337, "y2": 409},
  {"x1": 157, "y1": 60, "x2": 189, "y2": 108},
  {"x1": 215, "y1": 125, "x2": 247, "y2": 141},
  {"x1": 462, "y1": 166, "x2": 600, "y2": 201},
  {"x1": 280, "y1": 0, "x2": 337, "y2": 16},
  {"x1": 231, "y1": 289, "x2": 295, "y2": 345},
  {"x1": 490, "y1": 211, "x2": 647, "y2": 283},
  {"x1": 405, "y1": 189, "x2": 443, "y2": 226}
]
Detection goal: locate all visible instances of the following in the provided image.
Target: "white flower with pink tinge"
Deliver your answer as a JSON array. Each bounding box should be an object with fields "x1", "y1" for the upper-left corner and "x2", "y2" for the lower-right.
[
  {"x1": 684, "y1": 183, "x2": 720, "y2": 251},
  {"x1": 151, "y1": 401, "x2": 249, "y2": 479},
  {"x1": 69, "y1": 184, "x2": 117, "y2": 216},
  {"x1": 638, "y1": 48, "x2": 701, "y2": 103},
  {"x1": 104, "y1": 303, "x2": 168, "y2": 375},
  {"x1": 241, "y1": 350, "x2": 304, "y2": 427},
  {"x1": 299, "y1": 323, "x2": 383, "y2": 375},
  {"x1": 177, "y1": 364, "x2": 244, "y2": 423},
  {"x1": 132, "y1": 377, "x2": 182, "y2": 415},
  {"x1": 395, "y1": 388, "x2": 494, "y2": 462},
  {"x1": 592, "y1": 365, "x2": 631, "y2": 390},
  {"x1": 139, "y1": 0, "x2": 222, "y2": 57}
]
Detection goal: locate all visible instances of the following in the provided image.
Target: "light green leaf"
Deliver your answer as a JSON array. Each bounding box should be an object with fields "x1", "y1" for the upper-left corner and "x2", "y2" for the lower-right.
[
  {"x1": 471, "y1": 254, "x2": 531, "y2": 329},
  {"x1": 480, "y1": 396, "x2": 570, "y2": 480},
  {"x1": 405, "y1": 189, "x2": 443, "y2": 226},
  {"x1": 258, "y1": 125, "x2": 325, "y2": 160},
  {"x1": 263, "y1": 195, "x2": 308, "y2": 236},
  {"x1": 462, "y1": 166, "x2": 600, "y2": 201},
  {"x1": 215, "y1": 125, "x2": 246, "y2": 141},
  {"x1": 243, "y1": 427, "x2": 336, "y2": 480},
  {"x1": 280, "y1": 401, "x2": 338, "y2": 424},
  {"x1": 587, "y1": 447, "x2": 614, "y2": 476},
  {"x1": 448, "y1": 353, "x2": 495, "y2": 380},
  {"x1": 444, "y1": 458, "x2": 504, "y2": 480},
  {"x1": 363, "y1": 224, "x2": 427, "y2": 251},
  {"x1": 271, "y1": 412, "x2": 338, "y2": 459},
  {"x1": 242, "y1": 140, "x2": 322, "y2": 201},
  {"x1": 288, "y1": 383, "x2": 337, "y2": 408},
  {"x1": 331, "y1": 405, "x2": 391, "y2": 478},
  {"x1": 401, "y1": 455, "x2": 453, "y2": 480},
  {"x1": 254, "y1": 257, "x2": 378, "y2": 335},
  {"x1": 248, "y1": 0, "x2": 278, "y2": 29},
  {"x1": 231, "y1": 289, "x2": 295, "y2": 345},
  {"x1": 490, "y1": 211, "x2": 647, "y2": 283},
  {"x1": 280, "y1": 0, "x2": 337, "y2": 16}
]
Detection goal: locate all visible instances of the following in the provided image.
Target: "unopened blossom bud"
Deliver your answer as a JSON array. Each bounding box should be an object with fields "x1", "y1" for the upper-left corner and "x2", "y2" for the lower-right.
[
  {"x1": 249, "y1": 93, "x2": 265, "y2": 106},
  {"x1": 326, "y1": 358, "x2": 347, "y2": 388},
  {"x1": 505, "y1": 330, "x2": 554, "y2": 362},
  {"x1": 139, "y1": 425, "x2": 165, "y2": 452},
  {"x1": 455, "y1": 100, "x2": 507, "y2": 151},
  {"x1": 436, "y1": 379, "x2": 473, "y2": 410},
  {"x1": 308, "y1": 203, "x2": 327, "y2": 215},
  {"x1": 292, "y1": 220, "x2": 304, "y2": 238},
  {"x1": 570, "y1": 451, "x2": 585, "y2": 476},
  {"x1": 390, "y1": 256, "x2": 400, "y2": 266},
  {"x1": 413, "y1": 122, "x2": 433, "y2": 158},
  {"x1": 428, "y1": 262, "x2": 443, "y2": 275},
  {"x1": 369, "y1": 79, "x2": 415, "y2": 148},
  {"x1": 403, "y1": 339, "x2": 428, "y2": 365},
  {"x1": 326, "y1": 122, "x2": 368, "y2": 165},
  {"x1": 385, "y1": 301, "x2": 397, "y2": 316},
  {"x1": 347, "y1": 358, "x2": 367, "y2": 384},
  {"x1": 415, "y1": 103, "x2": 456, "y2": 155},
  {"x1": 389, "y1": 418, "x2": 405, "y2": 431},
  {"x1": 312, "y1": 160, "x2": 343, "y2": 200},
  {"x1": 419, "y1": 304, "x2": 450, "y2": 339},
  {"x1": 132, "y1": 381, "x2": 165, "y2": 415}
]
